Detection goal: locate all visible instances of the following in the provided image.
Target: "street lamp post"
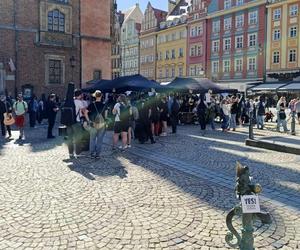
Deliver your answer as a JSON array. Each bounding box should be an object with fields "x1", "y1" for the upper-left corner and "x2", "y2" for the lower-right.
[{"x1": 70, "y1": 56, "x2": 76, "y2": 82}]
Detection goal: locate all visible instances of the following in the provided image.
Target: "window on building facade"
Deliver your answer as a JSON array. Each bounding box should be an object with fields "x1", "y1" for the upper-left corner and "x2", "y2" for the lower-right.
[
  {"x1": 197, "y1": 45, "x2": 202, "y2": 56},
  {"x1": 273, "y1": 51, "x2": 280, "y2": 63},
  {"x1": 235, "y1": 58, "x2": 243, "y2": 72},
  {"x1": 190, "y1": 27, "x2": 196, "y2": 37},
  {"x1": 171, "y1": 49, "x2": 176, "y2": 59},
  {"x1": 178, "y1": 66, "x2": 183, "y2": 76},
  {"x1": 171, "y1": 67, "x2": 175, "y2": 77},
  {"x1": 223, "y1": 60, "x2": 230, "y2": 73},
  {"x1": 236, "y1": 0, "x2": 243, "y2": 6},
  {"x1": 212, "y1": 61, "x2": 219, "y2": 73},
  {"x1": 290, "y1": 4, "x2": 298, "y2": 16},
  {"x1": 224, "y1": 17, "x2": 232, "y2": 30},
  {"x1": 190, "y1": 47, "x2": 195, "y2": 57},
  {"x1": 165, "y1": 67, "x2": 169, "y2": 78},
  {"x1": 197, "y1": 25, "x2": 203, "y2": 36},
  {"x1": 54, "y1": 0, "x2": 69, "y2": 3},
  {"x1": 179, "y1": 48, "x2": 184, "y2": 57},
  {"x1": 247, "y1": 57, "x2": 256, "y2": 71},
  {"x1": 289, "y1": 49, "x2": 297, "y2": 62},
  {"x1": 273, "y1": 8, "x2": 281, "y2": 20},
  {"x1": 248, "y1": 11, "x2": 258, "y2": 25},
  {"x1": 172, "y1": 33, "x2": 176, "y2": 41},
  {"x1": 212, "y1": 20, "x2": 220, "y2": 33},
  {"x1": 235, "y1": 14, "x2": 244, "y2": 28},
  {"x1": 159, "y1": 69, "x2": 163, "y2": 78},
  {"x1": 48, "y1": 9, "x2": 65, "y2": 32},
  {"x1": 165, "y1": 51, "x2": 169, "y2": 60},
  {"x1": 212, "y1": 40, "x2": 220, "y2": 53},
  {"x1": 248, "y1": 33, "x2": 257, "y2": 47},
  {"x1": 93, "y1": 70, "x2": 102, "y2": 80},
  {"x1": 190, "y1": 66, "x2": 195, "y2": 76},
  {"x1": 290, "y1": 26, "x2": 297, "y2": 37},
  {"x1": 273, "y1": 29, "x2": 281, "y2": 40},
  {"x1": 235, "y1": 36, "x2": 243, "y2": 49},
  {"x1": 224, "y1": 0, "x2": 231, "y2": 9},
  {"x1": 49, "y1": 59, "x2": 62, "y2": 84},
  {"x1": 224, "y1": 38, "x2": 231, "y2": 51}
]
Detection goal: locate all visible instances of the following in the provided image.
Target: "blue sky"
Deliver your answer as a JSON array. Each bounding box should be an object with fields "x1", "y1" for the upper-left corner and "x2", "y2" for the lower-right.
[{"x1": 117, "y1": 0, "x2": 168, "y2": 12}]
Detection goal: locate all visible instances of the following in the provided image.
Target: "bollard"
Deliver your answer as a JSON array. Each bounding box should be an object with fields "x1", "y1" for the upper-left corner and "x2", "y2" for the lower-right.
[
  {"x1": 225, "y1": 162, "x2": 272, "y2": 250},
  {"x1": 249, "y1": 111, "x2": 254, "y2": 140},
  {"x1": 291, "y1": 111, "x2": 296, "y2": 136}
]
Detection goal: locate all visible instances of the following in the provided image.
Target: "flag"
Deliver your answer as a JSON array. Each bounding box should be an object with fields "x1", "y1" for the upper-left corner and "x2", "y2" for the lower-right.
[{"x1": 8, "y1": 58, "x2": 16, "y2": 72}]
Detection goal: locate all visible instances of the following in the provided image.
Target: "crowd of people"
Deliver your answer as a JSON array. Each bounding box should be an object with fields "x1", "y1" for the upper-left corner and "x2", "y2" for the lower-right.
[{"x1": 0, "y1": 87, "x2": 299, "y2": 160}]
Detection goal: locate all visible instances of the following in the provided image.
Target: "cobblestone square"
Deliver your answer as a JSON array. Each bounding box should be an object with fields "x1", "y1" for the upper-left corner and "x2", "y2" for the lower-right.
[{"x1": 0, "y1": 125, "x2": 299, "y2": 249}]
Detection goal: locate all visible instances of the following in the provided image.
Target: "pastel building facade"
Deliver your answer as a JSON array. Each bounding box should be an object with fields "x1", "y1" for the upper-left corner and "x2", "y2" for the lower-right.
[
  {"x1": 120, "y1": 4, "x2": 143, "y2": 76},
  {"x1": 206, "y1": 0, "x2": 267, "y2": 91},
  {"x1": 187, "y1": 0, "x2": 211, "y2": 77},
  {"x1": 156, "y1": 17, "x2": 188, "y2": 83},
  {"x1": 140, "y1": 3, "x2": 167, "y2": 80},
  {"x1": 266, "y1": 0, "x2": 300, "y2": 82}
]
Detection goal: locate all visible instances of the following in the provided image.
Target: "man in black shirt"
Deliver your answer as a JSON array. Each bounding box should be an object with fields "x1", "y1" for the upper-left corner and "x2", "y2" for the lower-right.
[
  {"x1": 47, "y1": 94, "x2": 59, "y2": 139},
  {"x1": 85, "y1": 90, "x2": 107, "y2": 158}
]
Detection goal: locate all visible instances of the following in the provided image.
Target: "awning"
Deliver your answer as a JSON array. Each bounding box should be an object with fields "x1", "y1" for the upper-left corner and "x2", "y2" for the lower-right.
[
  {"x1": 278, "y1": 82, "x2": 300, "y2": 91},
  {"x1": 251, "y1": 83, "x2": 289, "y2": 92},
  {"x1": 218, "y1": 81, "x2": 261, "y2": 92}
]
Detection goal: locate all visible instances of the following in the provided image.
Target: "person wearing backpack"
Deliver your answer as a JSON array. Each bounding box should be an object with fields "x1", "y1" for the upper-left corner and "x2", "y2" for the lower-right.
[
  {"x1": 85, "y1": 90, "x2": 107, "y2": 158},
  {"x1": 170, "y1": 96, "x2": 180, "y2": 134},
  {"x1": 28, "y1": 95, "x2": 39, "y2": 128},
  {"x1": 112, "y1": 94, "x2": 129, "y2": 150},
  {"x1": 256, "y1": 97, "x2": 265, "y2": 130},
  {"x1": 13, "y1": 94, "x2": 28, "y2": 140}
]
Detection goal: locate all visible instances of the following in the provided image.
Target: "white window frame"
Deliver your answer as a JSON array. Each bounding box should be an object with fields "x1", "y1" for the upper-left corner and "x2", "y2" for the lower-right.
[
  {"x1": 224, "y1": 17, "x2": 232, "y2": 30},
  {"x1": 212, "y1": 61, "x2": 219, "y2": 73},
  {"x1": 273, "y1": 8, "x2": 281, "y2": 20},
  {"x1": 235, "y1": 14, "x2": 244, "y2": 28},
  {"x1": 212, "y1": 20, "x2": 220, "y2": 33},
  {"x1": 224, "y1": 38, "x2": 231, "y2": 51},
  {"x1": 248, "y1": 11, "x2": 258, "y2": 25},
  {"x1": 223, "y1": 60, "x2": 231, "y2": 73},
  {"x1": 235, "y1": 35, "x2": 243, "y2": 49},
  {"x1": 248, "y1": 33, "x2": 257, "y2": 47},
  {"x1": 235, "y1": 58, "x2": 243, "y2": 72},
  {"x1": 236, "y1": 0, "x2": 243, "y2": 6},
  {"x1": 247, "y1": 57, "x2": 256, "y2": 71},
  {"x1": 224, "y1": 0, "x2": 231, "y2": 9},
  {"x1": 212, "y1": 40, "x2": 220, "y2": 53},
  {"x1": 290, "y1": 4, "x2": 298, "y2": 16},
  {"x1": 273, "y1": 29, "x2": 281, "y2": 41},
  {"x1": 289, "y1": 26, "x2": 297, "y2": 38}
]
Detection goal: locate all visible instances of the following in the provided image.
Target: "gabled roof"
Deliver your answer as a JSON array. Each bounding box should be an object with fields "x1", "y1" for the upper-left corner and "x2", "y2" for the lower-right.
[
  {"x1": 169, "y1": 0, "x2": 188, "y2": 16},
  {"x1": 153, "y1": 7, "x2": 168, "y2": 22}
]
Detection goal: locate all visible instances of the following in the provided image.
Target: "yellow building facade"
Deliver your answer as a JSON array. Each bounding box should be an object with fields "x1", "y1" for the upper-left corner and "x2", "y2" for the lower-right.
[
  {"x1": 266, "y1": 0, "x2": 300, "y2": 80},
  {"x1": 156, "y1": 19, "x2": 187, "y2": 83}
]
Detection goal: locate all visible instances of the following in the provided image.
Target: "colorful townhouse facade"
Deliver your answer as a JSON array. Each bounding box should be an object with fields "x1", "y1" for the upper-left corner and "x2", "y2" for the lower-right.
[
  {"x1": 156, "y1": 16, "x2": 188, "y2": 83},
  {"x1": 266, "y1": 0, "x2": 300, "y2": 82},
  {"x1": 120, "y1": 4, "x2": 143, "y2": 77},
  {"x1": 155, "y1": 0, "x2": 189, "y2": 83},
  {"x1": 140, "y1": 3, "x2": 167, "y2": 80},
  {"x1": 186, "y1": 0, "x2": 211, "y2": 78},
  {"x1": 206, "y1": 0, "x2": 267, "y2": 91}
]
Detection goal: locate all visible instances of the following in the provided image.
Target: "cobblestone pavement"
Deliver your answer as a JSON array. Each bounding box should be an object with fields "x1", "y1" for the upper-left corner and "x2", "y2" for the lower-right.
[{"x1": 0, "y1": 124, "x2": 299, "y2": 249}]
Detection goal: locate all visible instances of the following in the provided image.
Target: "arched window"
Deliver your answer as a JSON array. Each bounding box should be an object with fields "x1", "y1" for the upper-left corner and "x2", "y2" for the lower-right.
[{"x1": 48, "y1": 9, "x2": 65, "y2": 32}]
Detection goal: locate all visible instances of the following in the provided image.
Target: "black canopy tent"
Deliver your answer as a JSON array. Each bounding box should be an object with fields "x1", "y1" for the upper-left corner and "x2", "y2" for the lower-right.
[
  {"x1": 160, "y1": 77, "x2": 237, "y2": 93},
  {"x1": 83, "y1": 79, "x2": 112, "y2": 93},
  {"x1": 83, "y1": 74, "x2": 162, "y2": 93}
]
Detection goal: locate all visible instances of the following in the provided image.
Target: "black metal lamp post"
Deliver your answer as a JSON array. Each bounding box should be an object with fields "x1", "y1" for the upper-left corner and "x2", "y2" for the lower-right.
[{"x1": 70, "y1": 56, "x2": 76, "y2": 82}]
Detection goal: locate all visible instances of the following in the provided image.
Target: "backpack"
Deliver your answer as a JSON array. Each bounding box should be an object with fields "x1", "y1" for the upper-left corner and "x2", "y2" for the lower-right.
[
  {"x1": 257, "y1": 102, "x2": 265, "y2": 116},
  {"x1": 171, "y1": 100, "x2": 180, "y2": 114},
  {"x1": 93, "y1": 103, "x2": 105, "y2": 130},
  {"x1": 119, "y1": 103, "x2": 130, "y2": 122}
]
